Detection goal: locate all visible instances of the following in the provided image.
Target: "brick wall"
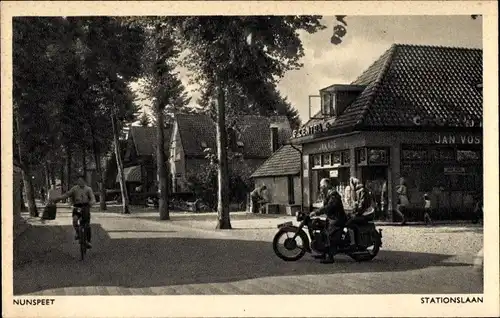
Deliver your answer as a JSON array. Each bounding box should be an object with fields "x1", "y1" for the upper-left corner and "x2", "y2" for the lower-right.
[{"x1": 253, "y1": 175, "x2": 301, "y2": 208}]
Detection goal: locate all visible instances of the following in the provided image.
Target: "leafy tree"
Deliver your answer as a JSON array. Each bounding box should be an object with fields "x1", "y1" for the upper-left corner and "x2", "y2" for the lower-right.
[
  {"x1": 13, "y1": 17, "x2": 73, "y2": 216},
  {"x1": 137, "y1": 20, "x2": 191, "y2": 220},
  {"x1": 171, "y1": 16, "x2": 326, "y2": 229},
  {"x1": 75, "y1": 16, "x2": 145, "y2": 213},
  {"x1": 139, "y1": 112, "x2": 151, "y2": 127}
]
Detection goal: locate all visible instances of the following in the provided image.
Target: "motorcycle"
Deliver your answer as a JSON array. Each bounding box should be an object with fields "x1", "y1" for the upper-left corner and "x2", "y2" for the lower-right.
[{"x1": 272, "y1": 209, "x2": 383, "y2": 262}]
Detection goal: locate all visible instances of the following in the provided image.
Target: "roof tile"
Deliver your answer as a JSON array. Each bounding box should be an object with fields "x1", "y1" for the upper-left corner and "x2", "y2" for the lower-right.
[
  {"x1": 176, "y1": 114, "x2": 292, "y2": 157},
  {"x1": 129, "y1": 126, "x2": 172, "y2": 156},
  {"x1": 299, "y1": 44, "x2": 482, "y2": 132},
  {"x1": 250, "y1": 145, "x2": 302, "y2": 178}
]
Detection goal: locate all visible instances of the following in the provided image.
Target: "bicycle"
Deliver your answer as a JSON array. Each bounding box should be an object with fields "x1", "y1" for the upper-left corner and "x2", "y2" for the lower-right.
[{"x1": 74, "y1": 205, "x2": 90, "y2": 261}]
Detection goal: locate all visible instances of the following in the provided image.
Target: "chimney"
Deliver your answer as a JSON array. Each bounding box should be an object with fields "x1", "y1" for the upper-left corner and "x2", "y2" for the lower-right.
[{"x1": 271, "y1": 127, "x2": 279, "y2": 152}]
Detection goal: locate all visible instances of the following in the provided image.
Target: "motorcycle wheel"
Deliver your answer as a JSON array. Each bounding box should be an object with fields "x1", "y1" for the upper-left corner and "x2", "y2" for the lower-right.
[
  {"x1": 348, "y1": 232, "x2": 382, "y2": 262},
  {"x1": 272, "y1": 228, "x2": 308, "y2": 262}
]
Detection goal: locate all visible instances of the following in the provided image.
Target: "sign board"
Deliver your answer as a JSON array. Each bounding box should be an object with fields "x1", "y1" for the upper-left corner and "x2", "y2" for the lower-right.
[
  {"x1": 434, "y1": 134, "x2": 481, "y2": 145},
  {"x1": 443, "y1": 167, "x2": 466, "y2": 175},
  {"x1": 292, "y1": 118, "x2": 338, "y2": 138},
  {"x1": 303, "y1": 169, "x2": 309, "y2": 178},
  {"x1": 329, "y1": 170, "x2": 339, "y2": 178}
]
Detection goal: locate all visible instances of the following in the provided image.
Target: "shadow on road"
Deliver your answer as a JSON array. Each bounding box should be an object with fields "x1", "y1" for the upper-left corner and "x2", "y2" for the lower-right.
[{"x1": 13, "y1": 223, "x2": 475, "y2": 295}]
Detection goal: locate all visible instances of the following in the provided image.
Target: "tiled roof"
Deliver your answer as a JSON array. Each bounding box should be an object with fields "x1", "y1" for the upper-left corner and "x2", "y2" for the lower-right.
[
  {"x1": 176, "y1": 113, "x2": 292, "y2": 158},
  {"x1": 250, "y1": 145, "x2": 302, "y2": 178},
  {"x1": 129, "y1": 126, "x2": 172, "y2": 156},
  {"x1": 116, "y1": 165, "x2": 142, "y2": 183},
  {"x1": 300, "y1": 44, "x2": 482, "y2": 132}
]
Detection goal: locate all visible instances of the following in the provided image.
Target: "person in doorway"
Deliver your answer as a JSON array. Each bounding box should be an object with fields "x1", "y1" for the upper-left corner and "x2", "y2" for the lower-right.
[
  {"x1": 250, "y1": 185, "x2": 267, "y2": 214},
  {"x1": 310, "y1": 178, "x2": 347, "y2": 264},
  {"x1": 395, "y1": 177, "x2": 409, "y2": 225},
  {"x1": 423, "y1": 193, "x2": 433, "y2": 225}
]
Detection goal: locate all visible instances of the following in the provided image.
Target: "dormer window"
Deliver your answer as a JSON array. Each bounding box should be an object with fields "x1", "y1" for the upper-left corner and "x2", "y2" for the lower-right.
[
  {"x1": 320, "y1": 84, "x2": 365, "y2": 117},
  {"x1": 321, "y1": 91, "x2": 333, "y2": 116}
]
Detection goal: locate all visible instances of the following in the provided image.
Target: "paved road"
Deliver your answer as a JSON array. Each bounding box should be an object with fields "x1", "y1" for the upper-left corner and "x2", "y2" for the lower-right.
[{"x1": 13, "y1": 207, "x2": 483, "y2": 295}]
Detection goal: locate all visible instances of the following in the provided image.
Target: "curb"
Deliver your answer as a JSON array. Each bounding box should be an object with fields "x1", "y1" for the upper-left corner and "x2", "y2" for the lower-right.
[{"x1": 374, "y1": 220, "x2": 478, "y2": 226}]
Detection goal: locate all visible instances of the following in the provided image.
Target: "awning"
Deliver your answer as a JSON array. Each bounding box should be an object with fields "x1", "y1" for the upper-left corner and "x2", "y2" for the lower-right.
[{"x1": 116, "y1": 165, "x2": 142, "y2": 183}]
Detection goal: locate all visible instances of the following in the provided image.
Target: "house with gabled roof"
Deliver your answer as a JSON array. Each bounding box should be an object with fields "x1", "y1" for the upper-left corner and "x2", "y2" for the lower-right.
[
  {"x1": 119, "y1": 125, "x2": 172, "y2": 198},
  {"x1": 250, "y1": 144, "x2": 302, "y2": 213},
  {"x1": 169, "y1": 113, "x2": 292, "y2": 197},
  {"x1": 287, "y1": 44, "x2": 482, "y2": 221}
]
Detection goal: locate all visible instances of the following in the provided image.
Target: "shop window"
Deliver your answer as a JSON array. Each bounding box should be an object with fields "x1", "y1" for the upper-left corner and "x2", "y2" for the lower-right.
[
  {"x1": 322, "y1": 154, "x2": 331, "y2": 166},
  {"x1": 342, "y1": 150, "x2": 351, "y2": 165},
  {"x1": 312, "y1": 154, "x2": 321, "y2": 167},
  {"x1": 332, "y1": 152, "x2": 341, "y2": 165},
  {"x1": 457, "y1": 149, "x2": 481, "y2": 162},
  {"x1": 356, "y1": 148, "x2": 366, "y2": 164},
  {"x1": 402, "y1": 149, "x2": 428, "y2": 161},
  {"x1": 428, "y1": 149, "x2": 440, "y2": 161},
  {"x1": 439, "y1": 148, "x2": 455, "y2": 161},
  {"x1": 368, "y1": 148, "x2": 388, "y2": 165}
]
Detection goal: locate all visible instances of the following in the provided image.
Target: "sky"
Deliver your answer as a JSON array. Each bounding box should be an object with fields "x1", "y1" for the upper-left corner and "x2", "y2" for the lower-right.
[{"x1": 132, "y1": 15, "x2": 482, "y2": 125}]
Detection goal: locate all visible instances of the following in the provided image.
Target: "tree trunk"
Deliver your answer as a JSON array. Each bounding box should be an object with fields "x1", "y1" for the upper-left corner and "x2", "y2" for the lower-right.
[
  {"x1": 111, "y1": 112, "x2": 130, "y2": 214},
  {"x1": 89, "y1": 120, "x2": 107, "y2": 210},
  {"x1": 45, "y1": 162, "x2": 51, "y2": 189},
  {"x1": 215, "y1": 82, "x2": 231, "y2": 229},
  {"x1": 20, "y1": 176, "x2": 27, "y2": 212},
  {"x1": 21, "y1": 168, "x2": 38, "y2": 217},
  {"x1": 15, "y1": 114, "x2": 37, "y2": 216},
  {"x1": 49, "y1": 164, "x2": 56, "y2": 187},
  {"x1": 82, "y1": 146, "x2": 87, "y2": 183},
  {"x1": 155, "y1": 107, "x2": 170, "y2": 220},
  {"x1": 60, "y1": 163, "x2": 66, "y2": 194},
  {"x1": 65, "y1": 144, "x2": 72, "y2": 200}
]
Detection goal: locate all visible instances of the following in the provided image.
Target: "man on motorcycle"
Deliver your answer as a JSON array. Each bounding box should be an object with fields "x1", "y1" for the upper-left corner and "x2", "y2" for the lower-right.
[
  {"x1": 310, "y1": 178, "x2": 347, "y2": 264},
  {"x1": 51, "y1": 176, "x2": 96, "y2": 248}
]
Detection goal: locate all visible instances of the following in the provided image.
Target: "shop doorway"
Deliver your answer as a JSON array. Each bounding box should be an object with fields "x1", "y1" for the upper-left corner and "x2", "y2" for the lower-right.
[{"x1": 361, "y1": 166, "x2": 388, "y2": 216}]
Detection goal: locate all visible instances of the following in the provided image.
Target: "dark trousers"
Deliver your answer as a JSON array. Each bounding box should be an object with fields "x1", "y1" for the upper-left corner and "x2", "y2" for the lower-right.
[
  {"x1": 325, "y1": 218, "x2": 344, "y2": 255},
  {"x1": 251, "y1": 197, "x2": 259, "y2": 213},
  {"x1": 72, "y1": 206, "x2": 91, "y2": 242},
  {"x1": 345, "y1": 215, "x2": 366, "y2": 243}
]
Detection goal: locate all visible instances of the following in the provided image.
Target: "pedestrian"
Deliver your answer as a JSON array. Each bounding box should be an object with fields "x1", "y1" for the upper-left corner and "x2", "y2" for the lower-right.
[
  {"x1": 472, "y1": 193, "x2": 483, "y2": 224},
  {"x1": 423, "y1": 193, "x2": 433, "y2": 225},
  {"x1": 250, "y1": 185, "x2": 267, "y2": 214},
  {"x1": 395, "y1": 177, "x2": 409, "y2": 225},
  {"x1": 381, "y1": 180, "x2": 388, "y2": 218}
]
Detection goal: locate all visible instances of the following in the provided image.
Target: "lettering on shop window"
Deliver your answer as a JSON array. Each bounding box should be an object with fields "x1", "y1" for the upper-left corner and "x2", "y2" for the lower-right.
[
  {"x1": 318, "y1": 140, "x2": 337, "y2": 152},
  {"x1": 434, "y1": 134, "x2": 481, "y2": 145}
]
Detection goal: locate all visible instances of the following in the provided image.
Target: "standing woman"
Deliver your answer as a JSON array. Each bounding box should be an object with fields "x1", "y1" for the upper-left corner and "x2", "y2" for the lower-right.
[
  {"x1": 380, "y1": 180, "x2": 388, "y2": 219},
  {"x1": 395, "y1": 177, "x2": 409, "y2": 225}
]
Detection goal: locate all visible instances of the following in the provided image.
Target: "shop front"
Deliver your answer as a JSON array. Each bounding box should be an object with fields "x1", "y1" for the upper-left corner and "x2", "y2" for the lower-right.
[{"x1": 298, "y1": 130, "x2": 482, "y2": 221}]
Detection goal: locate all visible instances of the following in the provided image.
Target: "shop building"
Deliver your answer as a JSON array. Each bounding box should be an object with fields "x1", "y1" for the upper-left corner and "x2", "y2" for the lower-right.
[{"x1": 290, "y1": 44, "x2": 482, "y2": 221}]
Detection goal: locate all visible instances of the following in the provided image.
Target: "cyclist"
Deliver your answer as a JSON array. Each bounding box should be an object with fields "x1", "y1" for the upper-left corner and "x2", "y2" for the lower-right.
[{"x1": 51, "y1": 176, "x2": 96, "y2": 248}]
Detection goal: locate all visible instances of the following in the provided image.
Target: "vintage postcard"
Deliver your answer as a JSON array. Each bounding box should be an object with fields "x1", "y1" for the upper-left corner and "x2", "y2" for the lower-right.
[{"x1": 2, "y1": 1, "x2": 498, "y2": 317}]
